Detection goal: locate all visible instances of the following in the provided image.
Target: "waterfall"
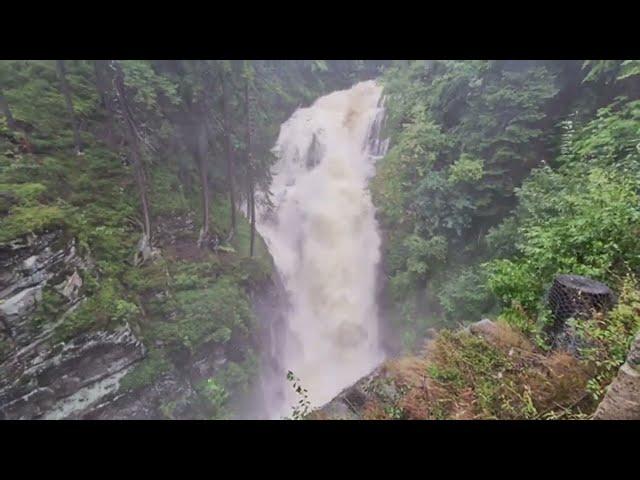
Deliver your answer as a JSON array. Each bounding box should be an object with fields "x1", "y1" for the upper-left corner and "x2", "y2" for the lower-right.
[{"x1": 256, "y1": 80, "x2": 388, "y2": 418}]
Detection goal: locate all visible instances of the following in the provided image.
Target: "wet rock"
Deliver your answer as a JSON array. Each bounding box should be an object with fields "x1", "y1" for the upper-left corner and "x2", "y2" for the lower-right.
[
  {"x1": 309, "y1": 366, "x2": 389, "y2": 420},
  {"x1": 86, "y1": 369, "x2": 196, "y2": 420},
  {"x1": 0, "y1": 323, "x2": 145, "y2": 419},
  {"x1": 469, "y1": 318, "x2": 500, "y2": 340},
  {"x1": 593, "y1": 331, "x2": 640, "y2": 420},
  {"x1": 60, "y1": 270, "x2": 82, "y2": 301},
  {"x1": 0, "y1": 231, "x2": 87, "y2": 345}
]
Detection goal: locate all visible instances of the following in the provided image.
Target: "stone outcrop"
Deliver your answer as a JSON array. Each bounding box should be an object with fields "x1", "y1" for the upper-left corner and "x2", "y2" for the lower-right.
[
  {"x1": 0, "y1": 231, "x2": 87, "y2": 347},
  {"x1": 593, "y1": 331, "x2": 640, "y2": 420},
  {"x1": 307, "y1": 366, "x2": 395, "y2": 420},
  {"x1": 309, "y1": 331, "x2": 439, "y2": 420},
  {"x1": 0, "y1": 227, "x2": 280, "y2": 419},
  {"x1": 0, "y1": 230, "x2": 148, "y2": 419}
]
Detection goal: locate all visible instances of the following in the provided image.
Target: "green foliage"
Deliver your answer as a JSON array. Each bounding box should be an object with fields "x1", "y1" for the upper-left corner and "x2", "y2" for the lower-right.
[
  {"x1": 582, "y1": 60, "x2": 640, "y2": 84},
  {"x1": 437, "y1": 266, "x2": 495, "y2": 323},
  {"x1": 119, "y1": 349, "x2": 172, "y2": 392},
  {"x1": 149, "y1": 165, "x2": 193, "y2": 217},
  {"x1": 31, "y1": 288, "x2": 68, "y2": 331},
  {"x1": 1, "y1": 60, "x2": 99, "y2": 146},
  {"x1": 121, "y1": 60, "x2": 180, "y2": 113},
  {"x1": 487, "y1": 165, "x2": 640, "y2": 322},
  {"x1": 219, "y1": 349, "x2": 259, "y2": 394},
  {"x1": 429, "y1": 329, "x2": 520, "y2": 419},
  {"x1": 0, "y1": 59, "x2": 383, "y2": 420},
  {"x1": 285, "y1": 370, "x2": 311, "y2": 420},
  {"x1": 559, "y1": 98, "x2": 640, "y2": 179},
  {"x1": 448, "y1": 154, "x2": 484, "y2": 184},
  {"x1": 0, "y1": 203, "x2": 68, "y2": 244},
  {"x1": 574, "y1": 275, "x2": 640, "y2": 401},
  {"x1": 54, "y1": 279, "x2": 139, "y2": 342},
  {"x1": 0, "y1": 182, "x2": 47, "y2": 203},
  {"x1": 195, "y1": 377, "x2": 230, "y2": 419},
  {"x1": 618, "y1": 60, "x2": 640, "y2": 81},
  {"x1": 403, "y1": 234, "x2": 447, "y2": 278},
  {"x1": 149, "y1": 275, "x2": 253, "y2": 352}
]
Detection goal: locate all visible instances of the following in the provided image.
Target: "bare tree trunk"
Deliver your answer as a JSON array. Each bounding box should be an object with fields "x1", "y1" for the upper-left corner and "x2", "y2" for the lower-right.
[
  {"x1": 245, "y1": 78, "x2": 255, "y2": 258},
  {"x1": 220, "y1": 71, "x2": 237, "y2": 236},
  {"x1": 0, "y1": 88, "x2": 16, "y2": 131},
  {"x1": 250, "y1": 177, "x2": 256, "y2": 258},
  {"x1": 246, "y1": 182, "x2": 251, "y2": 218},
  {"x1": 56, "y1": 60, "x2": 82, "y2": 155},
  {"x1": 197, "y1": 121, "x2": 210, "y2": 246},
  {"x1": 112, "y1": 62, "x2": 152, "y2": 242}
]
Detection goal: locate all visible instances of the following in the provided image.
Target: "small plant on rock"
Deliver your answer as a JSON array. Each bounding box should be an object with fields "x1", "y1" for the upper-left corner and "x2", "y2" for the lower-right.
[{"x1": 285, "y1": 370, "x2": 311, "y2": 420}]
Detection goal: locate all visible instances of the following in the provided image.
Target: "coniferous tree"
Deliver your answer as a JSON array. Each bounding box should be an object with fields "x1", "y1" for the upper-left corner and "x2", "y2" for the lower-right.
[
  {"x1": 220, "y1": 62, "x2": 237, "y2": 238},
  {"x1": 93, "y1": 60, "x2": 117, "y2": 146},
  {"x1": 112, "y1": 61, "x2": 153, "y2": 254},
  {"x1": 244, "y1": 62, "x2": 256, "y2": 257},
  {"x1": 0, "y1": 87, "x2": 16, "y2": 131},
  {"x1": 55, "y1": 60, "x2": 83, "y2": 154}
]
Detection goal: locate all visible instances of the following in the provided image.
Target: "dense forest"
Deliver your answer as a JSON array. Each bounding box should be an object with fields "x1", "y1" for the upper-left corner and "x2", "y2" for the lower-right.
[
  {"x1": 1, "y1": 60, "x2": 640, "y2": 420},
  {"x1": 0, "y1": 60, "x2": 384, "y2": 419},
  {"x1": 362, "y1": 60, "x2": 640, "y2": 419}
]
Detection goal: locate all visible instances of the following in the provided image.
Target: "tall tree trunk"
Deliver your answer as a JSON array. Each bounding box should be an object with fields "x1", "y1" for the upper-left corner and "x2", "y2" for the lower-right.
[
  {"x1": 220, "y1": 71, "x2": 237, "y2": 237},
  {"x1": 93, "y1": 60, "x2": 116, "y2": 146},
  {"x1": 250, "y1": 177, "x2": 256, "y2": 258},
  {"x1": 197, "y1": 121, "x2": 210, "y2": 246},
  {"x1": 112, "y1": 62, "x2": 152, "y2": 242},
  {"x1": 55, "y1": 60, "x2": 82, "y2": 154},
  {"x1": 246, "y1": 182, "x2": 251, "y2": 218},
  {"x1": 245, "y1": 78, "x2": 255, "y2": 258},
  {"x1": 0, "y1": 88, "x2": 16, "y2": 131}
]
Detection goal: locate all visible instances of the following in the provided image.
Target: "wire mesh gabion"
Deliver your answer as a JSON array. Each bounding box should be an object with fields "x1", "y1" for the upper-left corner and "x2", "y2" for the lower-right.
[{"x1": 545, "y1": 274, "x2": 615, "y2": 351}]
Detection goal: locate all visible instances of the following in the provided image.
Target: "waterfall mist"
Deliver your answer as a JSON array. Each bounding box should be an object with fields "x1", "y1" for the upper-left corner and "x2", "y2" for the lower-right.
[{"x1": 255, "y1": 80, "x2": 388, "y2": 418}]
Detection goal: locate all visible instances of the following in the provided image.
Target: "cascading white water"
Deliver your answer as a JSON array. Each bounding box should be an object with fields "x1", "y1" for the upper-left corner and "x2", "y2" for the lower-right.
[{"x1": 256, "y1": 80, "x2": 388, "y2": 418}]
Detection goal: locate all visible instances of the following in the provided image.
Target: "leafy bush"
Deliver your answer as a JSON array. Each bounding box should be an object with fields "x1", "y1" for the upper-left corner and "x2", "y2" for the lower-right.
[
  {"x1": 437, "y1": 266, "x2": 495, "y2": 323},
  {"x1": 195, "y1": 377, "x2": 230, "y2": 419},
  {"x1": 487, "y1": 166, "x2": 640, "y2": 323},
  {"x1": 574, "y1": 275, "x2": 640, "y2": 401}
]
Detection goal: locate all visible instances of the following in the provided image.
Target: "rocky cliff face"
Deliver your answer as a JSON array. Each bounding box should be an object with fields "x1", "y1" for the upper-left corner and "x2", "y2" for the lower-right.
[
  {"x1": 0, "y1": 230, "x2": 145, "y2": 419},
  {"x1": 0, "y1": 228, "x2": 280, "y2": 420}
]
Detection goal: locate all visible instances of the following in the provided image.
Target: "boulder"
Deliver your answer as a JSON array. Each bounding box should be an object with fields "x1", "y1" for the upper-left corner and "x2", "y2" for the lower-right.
[{"x1": 593, "y1": 332, "x2": 640, "y2": 420}]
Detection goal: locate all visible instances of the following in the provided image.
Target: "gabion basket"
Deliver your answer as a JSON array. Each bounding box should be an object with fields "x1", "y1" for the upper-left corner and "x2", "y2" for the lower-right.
[{"x1": 545, "y1": 274, "x2": 615, "y2": 350}]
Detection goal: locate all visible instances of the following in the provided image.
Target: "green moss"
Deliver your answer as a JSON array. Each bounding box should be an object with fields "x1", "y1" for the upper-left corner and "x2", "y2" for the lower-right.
[
  {"x1": 149, "y1": 166, "x2": 193, "y2": 217},
  {"x1": 53, "y1": 279, "x2": 139, "y2": 343},
  {"x1": 119, "y1": 349, "x2": 172, "y2": 393},
  {"x1": 0, "y1": 203, "x2": 68, "y2": 244},
  {"x1": 148, "y1": 275, "x2": 252, "y2": 352},
  {"x1": 31, "y1": 288, "x2": 68, "y2": 331},
  {"x1": 0, "y1": 182, "x2": 47, "y2": 203},
  {"x1": 170, "y1": 259, "x2": 224, "y2": 291}
]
